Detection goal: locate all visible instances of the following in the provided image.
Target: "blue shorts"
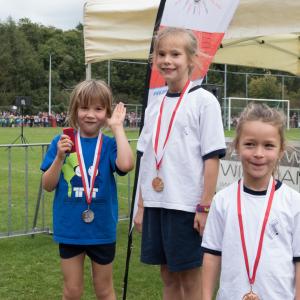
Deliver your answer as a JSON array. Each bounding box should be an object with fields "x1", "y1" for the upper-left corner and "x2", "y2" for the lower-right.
[
  {"x1": 141, "y1": 207, "x2": 203, "y2": 272},
  {"x1": 59, "y1": 243, "x2": 116, "y2": 265}
]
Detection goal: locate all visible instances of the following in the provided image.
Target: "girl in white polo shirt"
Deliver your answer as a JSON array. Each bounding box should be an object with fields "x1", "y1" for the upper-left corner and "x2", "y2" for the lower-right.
[
  {"x1": 202, "y1": 103, "x2": 300, "y2": 300},
  {"x1": 134, "y1": 27, "x2": 226, "y2": 299}
]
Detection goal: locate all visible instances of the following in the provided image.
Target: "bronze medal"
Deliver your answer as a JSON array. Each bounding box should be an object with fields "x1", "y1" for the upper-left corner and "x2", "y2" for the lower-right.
[
  {"x1": 242, "y1": 291, "x2": 260, "y2": 300},
  {"x1": 152, "y1": 176, "x2": 164, "y2": 192},
  {"x1": 82, "y1": 209, "x2": 94, "y2": 223}
]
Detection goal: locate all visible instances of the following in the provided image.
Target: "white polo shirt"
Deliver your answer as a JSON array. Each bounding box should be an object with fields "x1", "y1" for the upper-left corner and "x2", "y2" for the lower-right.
[
  {"x1": 202, "y1": 181, "x2": 300, "y2": 299},
  {"x1": 137, "y1": 84, "x2": 226, "y2": 212}
]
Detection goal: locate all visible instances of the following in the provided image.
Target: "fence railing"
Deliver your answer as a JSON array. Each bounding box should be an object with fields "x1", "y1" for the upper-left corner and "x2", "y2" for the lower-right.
[
  {"x1": 0, "y1": 140, "x2": 137, "y2": 239},
  {"x1": 0, "y1": 139, "x2": 299, "y2": 239}
]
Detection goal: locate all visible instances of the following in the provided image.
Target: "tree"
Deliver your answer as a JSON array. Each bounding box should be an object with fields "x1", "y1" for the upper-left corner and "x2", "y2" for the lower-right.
[{"x1": 248, "y1": 75, "x2": 282, "y2": 99}]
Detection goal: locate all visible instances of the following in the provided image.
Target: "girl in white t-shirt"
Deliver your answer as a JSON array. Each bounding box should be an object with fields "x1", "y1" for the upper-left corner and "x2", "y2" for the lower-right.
[
  {"x1": 134, "y1": 27, "x2": 226, "y2": 299},
  {"x1": 202, "y1": 103, "x2": 300, "y2": 300}
]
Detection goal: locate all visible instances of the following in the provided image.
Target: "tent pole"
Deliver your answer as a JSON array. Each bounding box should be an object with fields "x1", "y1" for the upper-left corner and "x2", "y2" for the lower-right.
[{"x1": 86, "y1": 63, "x2": 92, "y2": 80}]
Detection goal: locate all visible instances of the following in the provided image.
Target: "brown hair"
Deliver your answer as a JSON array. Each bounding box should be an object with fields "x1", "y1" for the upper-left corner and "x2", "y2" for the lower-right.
[
  {"x1": 152, "y1": 27, "x2": 203, "y2": 75},
  {"x1": 67, "y1": 80, "x2": 112, "y2": 129},
  {"x1": 233, "y1": 102, "x2": 286, "y2": 152}
]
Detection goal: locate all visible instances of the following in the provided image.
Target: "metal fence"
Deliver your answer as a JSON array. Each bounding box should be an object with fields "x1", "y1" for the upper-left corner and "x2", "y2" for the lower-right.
[
  {"x1": 0, "y1": 140, "x2": 137, "y2": 239},
  {"x1": 1, "y1": 139, "x2": 299, "y2": 239}
]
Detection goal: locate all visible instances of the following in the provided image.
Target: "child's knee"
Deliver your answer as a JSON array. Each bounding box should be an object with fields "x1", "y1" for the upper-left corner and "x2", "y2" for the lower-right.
[
  {"x1": 94, "y1": 282, "x2": 115, "y2": 300},
  {"x1": 63, "y1": 283, "x2": 83, "y2": 299}
]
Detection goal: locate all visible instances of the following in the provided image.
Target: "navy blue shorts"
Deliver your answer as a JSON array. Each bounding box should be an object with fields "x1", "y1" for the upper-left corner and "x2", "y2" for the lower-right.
[
  {"x1": 59, "y1": 243, "x2": 116, "y2": 265},
  {"x1": 141, "y1": 207, "x2": 203, "y2": 272}
]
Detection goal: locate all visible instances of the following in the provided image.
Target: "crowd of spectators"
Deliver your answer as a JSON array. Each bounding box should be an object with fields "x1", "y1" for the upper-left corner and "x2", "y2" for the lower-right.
[
  {"x1": 124, "y1": 111, "x2": 141, "y2": 128},
  {"x1": 0, "y1": 110, "x2": 142, "y2": 128},
  {"x1": 0, "y1": 111, "x2": 67, "y2": 127}
]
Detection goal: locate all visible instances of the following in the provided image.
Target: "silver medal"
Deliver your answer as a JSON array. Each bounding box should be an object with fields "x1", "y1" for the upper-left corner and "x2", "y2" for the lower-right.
[{"x1": 82, "y1": 209, "x2": 94, "y2": 223}]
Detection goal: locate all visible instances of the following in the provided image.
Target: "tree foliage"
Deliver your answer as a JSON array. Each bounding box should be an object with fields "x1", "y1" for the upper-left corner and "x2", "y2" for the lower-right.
[
  {"x1": 0, "y1": 18, "x2": 299, "y2": 115},
  {"x1": 248, "y1": 76, "x2": 282, "y2": 99}
]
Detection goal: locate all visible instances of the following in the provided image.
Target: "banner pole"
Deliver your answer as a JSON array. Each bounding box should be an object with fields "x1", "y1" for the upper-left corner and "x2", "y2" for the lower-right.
[{"x1": 122, "y1": 1, "x2": 167, "y2": 299}]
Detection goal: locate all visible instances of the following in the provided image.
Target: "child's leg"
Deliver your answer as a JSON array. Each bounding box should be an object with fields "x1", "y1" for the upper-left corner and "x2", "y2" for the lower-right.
[
  {"x1": 61, "y1": 253, "x2": 85, "y2": 300},
  {"x1": 161, "y1": 265, "x2": 184, "y2": 300},
  {"x1": 160, "y1": 209, "x2": 203, "y2": 300},
  {"x1": 91, "y1": 261, "x2": 116, "y2": 300},
  {"x1": 178, "y1": 267, "x2": 202, "y2": 300}
]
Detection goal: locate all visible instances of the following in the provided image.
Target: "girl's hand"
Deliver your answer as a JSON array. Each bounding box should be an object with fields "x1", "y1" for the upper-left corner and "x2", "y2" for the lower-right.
[
  {"x1": 194, "y1": 212, "x2": 208, "y2": 236},
  {"x1": 134, "y1": 207, "x2": 144, "y2": 233},
  {"x1": 57, "y1": 134, "x2": 73, "y2": 160},
  {"x1": 107, "y1": 102, "x2": 126, "y2": 131}
]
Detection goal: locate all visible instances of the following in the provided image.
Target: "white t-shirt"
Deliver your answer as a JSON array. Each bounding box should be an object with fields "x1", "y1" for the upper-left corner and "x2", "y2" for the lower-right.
[
  {"x1": 202, "y1": 180, "x2": 300, "y2": 299},
  {"x1": 137, "y1": 84, "x2": 226, "y2": 212}
]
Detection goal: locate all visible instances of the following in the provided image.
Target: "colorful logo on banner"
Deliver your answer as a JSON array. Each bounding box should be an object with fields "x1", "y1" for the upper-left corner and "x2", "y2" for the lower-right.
[{"x1": 147, "y1": 0, "x2": 239, "y2": 100}]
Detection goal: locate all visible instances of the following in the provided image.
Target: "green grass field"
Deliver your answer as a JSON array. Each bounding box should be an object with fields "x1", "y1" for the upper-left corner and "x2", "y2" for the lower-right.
[
  {"x1": 0, "y1": 126, "x2": 299, "y2": 300},
  {"x1": 0, "y1": 127, "x2": 162, "y2": 300}
]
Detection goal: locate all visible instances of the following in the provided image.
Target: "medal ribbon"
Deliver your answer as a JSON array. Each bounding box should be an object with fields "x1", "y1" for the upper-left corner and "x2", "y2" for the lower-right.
[
  {"x1": 153, "y1": 80, "x2": 191, "y2": 170},
  {"x1": 75, "y1": 130, "x2": 103, "y2": 205},
  {"x1": 237, "y1": 178, "x2": 275, "y2": 285}
]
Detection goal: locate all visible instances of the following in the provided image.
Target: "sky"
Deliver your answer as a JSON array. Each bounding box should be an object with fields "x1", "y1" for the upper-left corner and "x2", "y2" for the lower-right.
[{"x1": 0, "y1": 0, "x2": 86, "y2": 30}]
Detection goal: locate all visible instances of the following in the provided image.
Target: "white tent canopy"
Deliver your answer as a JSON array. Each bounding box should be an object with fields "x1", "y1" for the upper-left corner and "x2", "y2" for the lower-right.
[{"x1": 83, "y1": 0, "x2": 300, "y2": 75}]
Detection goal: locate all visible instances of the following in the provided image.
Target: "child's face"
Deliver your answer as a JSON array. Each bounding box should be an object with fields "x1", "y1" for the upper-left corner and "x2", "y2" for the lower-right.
[
  {"x1": 236, "y1": 120, "x2": 283, "y2": 190},
  {"x1": 77, "y1": 102, "x2": 107, "y2": 137},
  {"x1": 155, "y1": 35, "x2": 191, "y2": 92}
]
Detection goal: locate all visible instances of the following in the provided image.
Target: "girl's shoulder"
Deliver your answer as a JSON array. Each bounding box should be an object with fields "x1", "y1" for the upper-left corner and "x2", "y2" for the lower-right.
[
  {"x1": 101, "y1": 133, "x2": 116, "y2": 147},
  {"x1": 49, "y1": 134, "x2": 61, "y2": 146},
  {"x1": 216, "y1": 181, "x2": 239, "y2": 197},
  {"x1": 102, "y1": 133, "x2": 115, "y2": 141},
  {"x1": 277, "y1": 182, "x2": 300, "y2": 201},
  {"x1": 212, "y1": 181, "x2": 239, "y2": 209},
  {"x1": 188, "y1": 84, "x2": 220, "y2": 107}
]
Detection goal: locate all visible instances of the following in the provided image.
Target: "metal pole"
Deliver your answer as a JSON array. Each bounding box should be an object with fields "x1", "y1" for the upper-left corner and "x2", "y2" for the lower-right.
[
  {"x1": 86, "y1": 63, "x2": 92, "y2": 80},
  {"x1": 245, "y1": 73, "x2": 248, "y2": 98},
  {"x1": 108, "y1": 60, "x2": 111, "y2": 86},
  {"x1": 224, "y1": 64, "x2": 228, "y2": 129},
  {"x1": 48, "y1": 54, "x2": 52, "y2": 116},
  {"x1": 282, "y1": 76, "x2": 285, "y2": 99}
]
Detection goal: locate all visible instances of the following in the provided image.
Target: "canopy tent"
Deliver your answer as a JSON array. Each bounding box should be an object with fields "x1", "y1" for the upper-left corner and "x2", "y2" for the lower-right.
[{"x1": 83, "y1": 0, "x2": 300, "y2": 75}]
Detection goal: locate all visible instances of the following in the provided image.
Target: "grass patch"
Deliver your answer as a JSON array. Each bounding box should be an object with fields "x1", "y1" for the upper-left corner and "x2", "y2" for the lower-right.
[
  {"x1": 0, "y1": 221, "x2": 162, "y2": 300},
  {"x1": 0, "y1": 126, "x2": 298, "y2": 299}
]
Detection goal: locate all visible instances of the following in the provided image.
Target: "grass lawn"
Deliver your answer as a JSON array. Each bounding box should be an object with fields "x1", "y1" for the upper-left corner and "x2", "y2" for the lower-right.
[{"x1": 0, "y1": 126, "x2": 298, "y2": 299}]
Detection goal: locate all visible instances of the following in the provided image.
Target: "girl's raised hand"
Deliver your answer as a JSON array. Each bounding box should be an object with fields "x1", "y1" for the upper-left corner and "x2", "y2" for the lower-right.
[{"x1": 107, "y1": 102, "x2": 126, "y2": 130}]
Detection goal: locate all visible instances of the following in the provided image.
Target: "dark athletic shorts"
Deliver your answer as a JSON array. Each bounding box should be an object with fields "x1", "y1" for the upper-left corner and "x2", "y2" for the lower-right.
[
  {"x1": 59, "y1": 243, "x2": 116, "y2": 265},
  {"x1": 141, "y1": 207, "x2": 203, "y2": 272}
]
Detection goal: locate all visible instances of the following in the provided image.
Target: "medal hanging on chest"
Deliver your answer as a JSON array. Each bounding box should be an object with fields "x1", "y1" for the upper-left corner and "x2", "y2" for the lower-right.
[
  {"x1": 237, "y1": 178, "x2": 275, "y2": 300},
  {"x1": 152, "y1": 176, "x2": 164, "y2": 192},
  {"x1": 75, "y1": 130, "x2": 103, "y2": 223},
  {"x1": 242, "y1": 290, "x2": 260, "y2": 300},
  {"x1": 152, "y1": 80, "x2": 192, "y2": 192}
]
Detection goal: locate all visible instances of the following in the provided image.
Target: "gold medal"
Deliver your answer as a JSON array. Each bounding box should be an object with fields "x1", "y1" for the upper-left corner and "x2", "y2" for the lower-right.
[
  {"x1": 152, "y1": 176, "x2": 164, "y2": 192},
  {"x1": 242, "y1": 291, "x2": 260, "y2": 300},
  {"x1": 82, "y1": 209, "x2": 94, "y2": 223}
]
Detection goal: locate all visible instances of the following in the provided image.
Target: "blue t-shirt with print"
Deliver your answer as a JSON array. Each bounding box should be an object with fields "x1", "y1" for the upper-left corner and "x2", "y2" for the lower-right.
[{"x1": 40, "y1": 133, "x2": 126, "y2": 245}]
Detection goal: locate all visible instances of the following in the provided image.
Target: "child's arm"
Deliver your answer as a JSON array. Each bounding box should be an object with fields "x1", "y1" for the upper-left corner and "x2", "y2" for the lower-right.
[
  {"x1": 194, "y1": 157, "x2": 219, "y2": 235},
  {"x1": 134, "y1": 189, "x2": 144, "y2": 233},
  {"x1": 42, "y1": 134, "x2": 73, "y2": 192},
  {"x1": 202, "y1": 253, "x2": 221, "y2": 300},
  {"x1": 107, "y1": 102, "x2": 134, "y2": 172},
  {"x1": 296, "y1": 262, "x2": 300, "y2": 299}
]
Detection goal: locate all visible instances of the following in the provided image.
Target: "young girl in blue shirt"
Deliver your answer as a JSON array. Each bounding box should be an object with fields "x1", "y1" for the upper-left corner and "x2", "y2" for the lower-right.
[{"x1": 41, "y1": 80, "x2": 134, "y2": 300}]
